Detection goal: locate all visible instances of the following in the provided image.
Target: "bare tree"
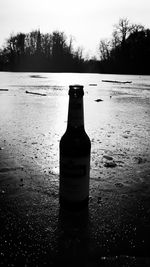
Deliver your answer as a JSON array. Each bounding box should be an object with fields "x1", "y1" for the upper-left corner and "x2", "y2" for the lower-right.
[
  {"x1": 113, "y1": 18, "x2": 131, "y2": 46},
  {"x1": 99, "y1": 39, "x2": 111, "y2": 61},
  {"x1": 130, "y1": 23, "x2": 145, "y2": 34}
]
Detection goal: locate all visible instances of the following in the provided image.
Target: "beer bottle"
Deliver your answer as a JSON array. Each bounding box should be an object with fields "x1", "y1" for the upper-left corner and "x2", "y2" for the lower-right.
[{"x1": 59, "y1": 85, "x2": 91, "y2": 211}]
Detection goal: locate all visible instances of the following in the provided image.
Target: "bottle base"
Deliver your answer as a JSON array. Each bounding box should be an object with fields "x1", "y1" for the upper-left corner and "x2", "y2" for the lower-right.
[{"x1": 59, "y1": 196, "x2": 89, "y2": 212}]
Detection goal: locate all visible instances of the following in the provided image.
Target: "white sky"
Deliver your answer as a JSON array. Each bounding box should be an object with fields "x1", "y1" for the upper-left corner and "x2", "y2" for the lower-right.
[{"x1": 0, "y1": 0, "x2": 150, "y2": 57}]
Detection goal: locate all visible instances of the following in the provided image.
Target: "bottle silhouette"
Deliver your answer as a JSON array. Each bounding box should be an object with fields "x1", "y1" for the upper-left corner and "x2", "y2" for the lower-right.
[{"x1": 59, "y1": 85, "x2": 91, "y2": 211}]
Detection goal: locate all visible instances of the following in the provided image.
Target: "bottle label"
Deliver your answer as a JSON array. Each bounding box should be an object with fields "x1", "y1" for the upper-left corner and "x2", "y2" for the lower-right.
[{"x1": 60, "y1": 156, "x2": 90, "y2": 202}]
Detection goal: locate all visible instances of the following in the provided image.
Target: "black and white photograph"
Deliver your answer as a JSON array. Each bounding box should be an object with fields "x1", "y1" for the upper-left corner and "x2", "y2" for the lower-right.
[{"x1": 0, "y1": 0, "x2": 150, "y2": 266}]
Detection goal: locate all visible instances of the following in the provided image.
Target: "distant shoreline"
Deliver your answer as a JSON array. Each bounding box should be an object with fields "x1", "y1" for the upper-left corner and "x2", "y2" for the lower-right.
[{"x1": 1, "y1": 70, "x2": 150, "y2": 76}]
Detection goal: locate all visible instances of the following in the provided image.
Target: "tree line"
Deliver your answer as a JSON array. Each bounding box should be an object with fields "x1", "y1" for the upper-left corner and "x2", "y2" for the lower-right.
[
  {"x1": 99, "y1": 18, "x2": 150, "y2": 74},
  {"x1": 0, "y1": 18, "x2": 150, "y2": 74},
  {"x1": 0, "y1": 30, "x2": 89, "y2": 72}
]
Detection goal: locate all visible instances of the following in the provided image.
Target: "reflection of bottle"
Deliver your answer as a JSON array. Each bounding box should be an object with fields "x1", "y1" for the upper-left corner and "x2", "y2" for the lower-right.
[{"x1": 59, "y1": 85, "x2": 91, "y2": 211}]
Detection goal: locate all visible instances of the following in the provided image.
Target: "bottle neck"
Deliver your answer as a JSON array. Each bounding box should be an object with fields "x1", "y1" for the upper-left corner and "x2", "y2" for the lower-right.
[{"x1": 67, "y1": 95, "x2": 84, "y2": 130}]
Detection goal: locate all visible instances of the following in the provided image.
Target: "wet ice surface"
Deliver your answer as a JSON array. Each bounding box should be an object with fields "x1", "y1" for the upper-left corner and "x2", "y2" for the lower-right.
[{"x1": 0, "y1": 72, "x2": 150, "y2": 266}]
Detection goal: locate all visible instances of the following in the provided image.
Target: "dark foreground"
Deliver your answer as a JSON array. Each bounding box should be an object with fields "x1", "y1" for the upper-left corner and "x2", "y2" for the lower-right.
[{"x1": 0, "y1": 149, "x2": 150, "y2": 267}]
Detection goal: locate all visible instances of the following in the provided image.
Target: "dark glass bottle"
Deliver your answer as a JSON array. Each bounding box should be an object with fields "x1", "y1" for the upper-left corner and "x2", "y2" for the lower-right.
[{"x1": 59, "y1": 85, "x2": 91, "y2": 211}]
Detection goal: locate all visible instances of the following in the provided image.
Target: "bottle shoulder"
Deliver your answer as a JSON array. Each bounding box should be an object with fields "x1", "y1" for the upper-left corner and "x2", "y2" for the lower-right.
[
  {"x1": 60, "y1": 127, "x2": 91, "y2": 144},
  {"x1": 60, "y1": 127, "x2": 91, "y2": 157}
]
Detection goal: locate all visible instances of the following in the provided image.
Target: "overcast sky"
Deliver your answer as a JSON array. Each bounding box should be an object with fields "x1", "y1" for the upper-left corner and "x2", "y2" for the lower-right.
[{"x1": 0, "y1": 0, "x2": 150, "y2": 57}]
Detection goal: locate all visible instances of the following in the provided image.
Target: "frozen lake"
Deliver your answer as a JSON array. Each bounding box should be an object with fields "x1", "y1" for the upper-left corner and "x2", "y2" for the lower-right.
[
  {"x1": 0, "y1": 72, "x2": 150, "y2": 183},
  {"x1": 0, "y1": 72, "x2": 150, "y2": 265}
]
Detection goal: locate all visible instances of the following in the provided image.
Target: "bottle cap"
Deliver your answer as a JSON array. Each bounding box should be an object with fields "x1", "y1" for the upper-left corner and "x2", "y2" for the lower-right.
[{"x1": 69, "y1": 85, "x2": 84, "y2": 97}]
